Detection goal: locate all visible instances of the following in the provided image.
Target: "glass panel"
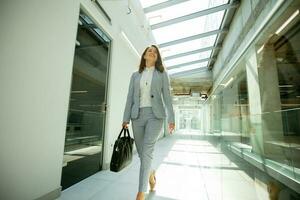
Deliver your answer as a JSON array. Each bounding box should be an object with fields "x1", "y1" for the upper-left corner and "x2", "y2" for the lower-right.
[
  {"x1": 179, "y1": 109, "x2": 202, "y2": 130},
  {"x1": 253, "y1": 8, "x2": 300, "y2": 170},
  {"x1": 153, "y1": 11, "x2": 224, "y2": 44},
  {"x1": 61, "y1": 11, "x2": 111, "y2": 190},
  {"x1": 94, "y1": 28, "x2": 110, "y2": 43},
  {"x1": 164, "y1": 50, "x2": 211, "y2": 67},
  {"x1": 173, "y1": 97, "x2": 203, "y2": 133},
  {"x1": 80, "y1": 13, "x2": 94, "y2": 24},
  {"x1": 146, "y1": 0, "x2": 229, "y2": 25},
  {"x1": 168, "y1": 61, "x2": 208, "y2": 74},
  {"x1": 219, "y1": 69, "x2": 249, "y2": 145},
  {"x1": 160, "y1": 35, "x2": 217, "y2": 57},
  {"x1": 203, "y1": 2, "x2": 300, "y2": 196}
]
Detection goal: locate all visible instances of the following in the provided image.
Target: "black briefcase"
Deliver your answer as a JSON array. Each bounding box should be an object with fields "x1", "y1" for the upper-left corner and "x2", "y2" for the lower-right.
[{"x1": 110, "y1": 127, "x2": 134, "y2": 172}]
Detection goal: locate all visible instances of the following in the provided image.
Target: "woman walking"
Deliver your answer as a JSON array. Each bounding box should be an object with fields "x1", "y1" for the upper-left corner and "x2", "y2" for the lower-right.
[{"x1": 122, "y1": 45, "x2": 175, "y2": 200}]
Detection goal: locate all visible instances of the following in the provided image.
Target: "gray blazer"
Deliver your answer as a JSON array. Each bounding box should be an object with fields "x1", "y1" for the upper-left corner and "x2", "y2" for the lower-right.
[{"x1": 123, "y1": 69, "x2": 175, "y2": 123}]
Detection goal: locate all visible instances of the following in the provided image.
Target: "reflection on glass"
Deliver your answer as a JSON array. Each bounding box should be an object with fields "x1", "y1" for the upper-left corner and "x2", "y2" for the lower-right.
[
  {"x1": 61, "y1": 11, "x2": 111, "y2": 190},
  {"x1": 255, "y1": 14, "x2": 300, "y2": 168},
  {"x1": 204, "y1": 2, "x2": 300, "y2": 196},
  {"x1": 217, "y1": 71, "x2": 250, "y2": 144}
]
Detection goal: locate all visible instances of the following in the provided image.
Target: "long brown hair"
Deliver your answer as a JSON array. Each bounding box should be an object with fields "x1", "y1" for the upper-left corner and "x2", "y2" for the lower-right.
[{"x1": 138, "y1": 45, "x2": 165, "y2": 73}]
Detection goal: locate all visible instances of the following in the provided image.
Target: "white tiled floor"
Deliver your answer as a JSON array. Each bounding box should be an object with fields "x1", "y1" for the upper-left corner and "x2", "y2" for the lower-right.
[{"x1": 58, "y1": 130, "x2": 260, "y2": 200}]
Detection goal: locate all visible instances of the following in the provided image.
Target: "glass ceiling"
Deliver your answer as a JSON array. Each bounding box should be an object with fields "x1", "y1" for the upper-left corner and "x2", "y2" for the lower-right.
[
  {"x1": 139, "y1": 0, "x2": 229, "y2": 75},
  {"x1": 164, "y1": 50, "x2": 211, "y2": 67}
]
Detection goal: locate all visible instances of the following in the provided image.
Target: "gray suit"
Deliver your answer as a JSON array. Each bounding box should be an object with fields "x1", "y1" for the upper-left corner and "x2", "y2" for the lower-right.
[
  {"x1": 123, "y1": 69, "x2": 175, "y2": 123},
  {"x1": 122, "y1": 68, "x2": 175, "y2": 192}
]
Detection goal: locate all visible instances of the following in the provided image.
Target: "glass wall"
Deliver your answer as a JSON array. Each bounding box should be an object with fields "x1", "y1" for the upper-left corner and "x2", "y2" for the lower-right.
[
  {"x1": 173, "y1": 97, "x2": 203, "y2": 133},
  {"x1": 252, "y1": 4, "x2": 300, "y2": 169},
  {"x1": 178, "y1": 109, "x2": 201, "y2": 130},
  {"x1": 209, "y1": 67, "x2": 250, "y2": 143},
  {"x1": 61, "y1": 11, "x2": 111, "y2": 189},
  {"x1": 204, "y1": 0, "x2": 300, "y2": 195}
]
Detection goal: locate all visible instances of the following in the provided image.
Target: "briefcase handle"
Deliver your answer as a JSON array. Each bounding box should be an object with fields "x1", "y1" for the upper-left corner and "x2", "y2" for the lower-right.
[{"x1": 117, "y1": 127, "x2": 131, "y2": 139}]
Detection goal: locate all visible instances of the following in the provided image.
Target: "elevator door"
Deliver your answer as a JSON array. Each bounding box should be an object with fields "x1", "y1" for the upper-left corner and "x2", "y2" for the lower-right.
[{"x1": 61, "y1": 11, "x2": 111, "y2": 190}]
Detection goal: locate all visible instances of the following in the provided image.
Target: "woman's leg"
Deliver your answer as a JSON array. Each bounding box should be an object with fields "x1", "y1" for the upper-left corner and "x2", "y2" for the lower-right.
[
  {"x1": 131, "y1": 112, "x2": 147, "y2": 196},
  {"x1": 132, "y1": 118, "x2": 145, "y2": 159},
  {"x1": 139, "y1": 116, "x2": 163, "y2": 192}
]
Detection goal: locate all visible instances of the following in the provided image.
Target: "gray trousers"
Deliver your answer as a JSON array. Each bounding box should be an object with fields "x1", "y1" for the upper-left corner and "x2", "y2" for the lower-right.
[{"x1": 132, "y1": 107, "x2": 163, "y2": 192}]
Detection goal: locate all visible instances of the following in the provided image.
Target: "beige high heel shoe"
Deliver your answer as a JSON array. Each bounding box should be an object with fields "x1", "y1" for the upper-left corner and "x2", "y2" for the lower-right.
[
  {"x1": 149, "y1": 170, "x2": 156, "y2": 192},
  {"x1": 136, "y1": 192, "x2": 145, "y2": 200}
]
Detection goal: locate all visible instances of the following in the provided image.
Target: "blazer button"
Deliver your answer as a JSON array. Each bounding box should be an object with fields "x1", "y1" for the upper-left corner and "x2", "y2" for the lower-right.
[{"x1": 151, "y1": 95, "x2": 154, "y2": 98}]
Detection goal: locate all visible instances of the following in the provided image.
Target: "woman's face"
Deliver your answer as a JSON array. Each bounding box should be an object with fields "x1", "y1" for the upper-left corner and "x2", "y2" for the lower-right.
[{"x1": 144, "y1": 46, "x2": 158, "y2": 63}]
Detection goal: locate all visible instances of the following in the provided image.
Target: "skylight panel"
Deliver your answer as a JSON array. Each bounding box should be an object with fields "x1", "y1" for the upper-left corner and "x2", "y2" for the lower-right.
[
  {"x1": 146, "y1": 0, "x2": 228, "y2": 25},
  {"x1": 164, "y1": 51, "x2": 211, "y2": 67},
  {"x1": 168, "y1": 61, "x2": 209, "y2": 75},
  {"x1": 153, "y1": 10, "x2": 224, "y2": 44},
  {"x1": 160, "y1": 35, "x2": 217, "y2": 58},
  {"x1": 139, "y1": 0, "x2": 231, "y2": 71}
]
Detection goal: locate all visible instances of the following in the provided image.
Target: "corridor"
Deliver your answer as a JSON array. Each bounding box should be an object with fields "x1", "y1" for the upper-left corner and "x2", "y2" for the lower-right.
[
  {"x1": 1, "y1": 1, "x2": 300, "y2": 199},
  {"x1": 59, "y1": 130, "x2": 259, "y2": 200}
]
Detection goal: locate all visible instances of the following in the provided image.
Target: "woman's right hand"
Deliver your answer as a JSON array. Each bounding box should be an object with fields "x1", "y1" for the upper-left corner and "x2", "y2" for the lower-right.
[{"x1": 122, "y1": 122, "x2": 129, "y2": 129}]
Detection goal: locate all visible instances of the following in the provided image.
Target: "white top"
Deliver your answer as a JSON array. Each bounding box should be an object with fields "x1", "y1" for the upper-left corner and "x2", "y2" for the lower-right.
[{"x1": 139, "y1": 66, "x2": 155, "y2": 108}]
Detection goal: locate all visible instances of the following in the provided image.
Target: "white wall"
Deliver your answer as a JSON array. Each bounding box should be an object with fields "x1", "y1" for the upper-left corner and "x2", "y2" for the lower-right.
[
  {"x1": 0, "y1": 1, "x2": 79, "y2": 199},
  {"x1": 0, "y1": 0, "x2": 155, "y2": 199}
]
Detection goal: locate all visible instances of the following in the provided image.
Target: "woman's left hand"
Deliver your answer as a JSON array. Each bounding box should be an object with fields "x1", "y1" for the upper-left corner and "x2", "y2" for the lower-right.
[{"x1": 168, "y1": 123, "x2": 175, "y2": 134}]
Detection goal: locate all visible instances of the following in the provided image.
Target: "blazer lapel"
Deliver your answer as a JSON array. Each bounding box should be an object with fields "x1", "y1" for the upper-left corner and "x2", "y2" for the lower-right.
[
  {"x1": 136, "y1": 72, "x2": 142, "y2": 97},
  {"x1": 150, "y1": 69, "x2": 157, "y2": 94}
]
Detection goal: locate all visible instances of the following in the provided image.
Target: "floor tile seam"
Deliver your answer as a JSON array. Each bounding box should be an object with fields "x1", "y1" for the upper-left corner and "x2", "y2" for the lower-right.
[{"x1": 198, "y1": 166, "x2": 213, "y2": 200}]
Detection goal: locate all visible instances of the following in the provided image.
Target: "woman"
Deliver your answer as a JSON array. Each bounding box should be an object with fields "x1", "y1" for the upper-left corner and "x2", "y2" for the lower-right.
[{"x1": 122, "y1": 45, "x2": 175, "y2": 200}]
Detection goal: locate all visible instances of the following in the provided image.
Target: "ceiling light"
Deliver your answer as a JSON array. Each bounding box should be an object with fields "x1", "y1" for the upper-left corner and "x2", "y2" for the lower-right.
[
  {"x1": 71, "y1": 91, "x2": 88, "y2": 94},
  {"x1": 275, "y1": 9, "x2": 299, "y2": 34},
  {"x1": 220, "y1": 77, "x2": 234, "y2": 87},
  {"x1": 257, "y1": 44, "x2": 264, "y2": 54}
]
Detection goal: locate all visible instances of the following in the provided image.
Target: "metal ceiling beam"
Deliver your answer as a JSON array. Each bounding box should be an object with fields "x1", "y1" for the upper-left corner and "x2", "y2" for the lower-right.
[
  {"x1": 164, "y1": 45, "x2": 221, "y2": 61},
  {"x1": 144, "y1": 0, "x2": 189, "y2": 13},
  {"x1": 167, "y1": 57, "x2": 212, "y2": 70},
  {"x1": 151, "y1": 2, "x2": 239, "y2": 30},
  {"x1": 159, "y1": 29, "x2": 228, "y2": 48}
]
